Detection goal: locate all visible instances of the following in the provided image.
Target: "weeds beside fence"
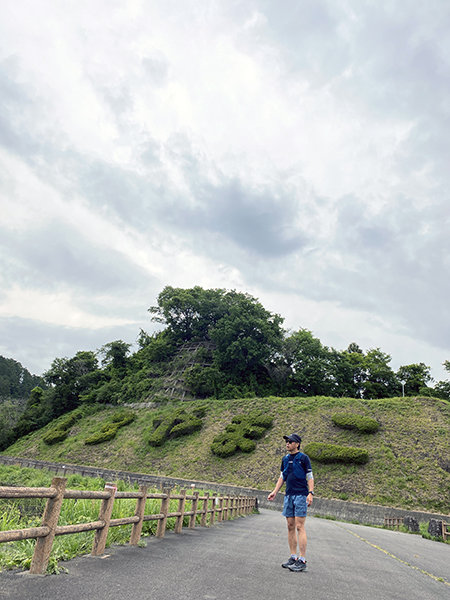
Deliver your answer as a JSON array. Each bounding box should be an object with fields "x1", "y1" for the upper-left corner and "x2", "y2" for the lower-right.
[{"x1": 0, "y1": 477, "x2": 257, "y2": 574}]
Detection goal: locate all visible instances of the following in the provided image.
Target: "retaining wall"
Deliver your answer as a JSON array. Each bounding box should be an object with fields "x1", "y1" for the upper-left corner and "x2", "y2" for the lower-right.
[{"x1": 0, "y1": 454, "x2": 448, "y2": 526}]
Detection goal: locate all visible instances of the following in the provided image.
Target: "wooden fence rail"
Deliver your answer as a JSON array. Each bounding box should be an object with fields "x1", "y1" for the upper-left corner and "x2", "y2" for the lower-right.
[{"x1": 0, "y1": 477, "x2": 257, "y2": 574}]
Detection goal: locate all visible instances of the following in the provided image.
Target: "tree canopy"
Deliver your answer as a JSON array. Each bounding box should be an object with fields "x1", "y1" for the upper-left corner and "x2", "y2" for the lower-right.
[{"x1": 1, "y1": 284, "x2": 449, "y2": 449}]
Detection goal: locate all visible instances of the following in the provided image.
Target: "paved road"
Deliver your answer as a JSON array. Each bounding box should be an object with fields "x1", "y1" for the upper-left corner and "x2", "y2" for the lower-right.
[{"x1": 0, "y1": 509, "x2": 449, "y2": 600}]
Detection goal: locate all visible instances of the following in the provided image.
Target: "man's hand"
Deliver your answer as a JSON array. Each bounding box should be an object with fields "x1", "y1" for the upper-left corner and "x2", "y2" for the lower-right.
[{"x1": 267, "y1": 491, "x2": 277, "y2": 501}]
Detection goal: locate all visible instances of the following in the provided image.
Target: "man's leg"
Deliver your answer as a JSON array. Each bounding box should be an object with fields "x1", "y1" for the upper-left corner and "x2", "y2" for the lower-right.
[
  {"x1": 286, "y1": 517, "x2": 298, "y2": 555},
  {"x1": 295, "y1": 516, "x2": 307, "y2": 557}
]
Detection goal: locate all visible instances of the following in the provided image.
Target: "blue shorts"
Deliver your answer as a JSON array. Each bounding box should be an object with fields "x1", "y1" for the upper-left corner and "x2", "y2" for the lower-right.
[{"x1": 282, "y1": 494, "x2": 307, "y2": 518}]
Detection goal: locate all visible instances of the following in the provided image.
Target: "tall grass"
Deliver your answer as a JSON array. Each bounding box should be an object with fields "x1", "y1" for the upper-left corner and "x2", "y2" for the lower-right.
[{"x1": 0, "y1": 466, "x2": 215, "y2": 573}]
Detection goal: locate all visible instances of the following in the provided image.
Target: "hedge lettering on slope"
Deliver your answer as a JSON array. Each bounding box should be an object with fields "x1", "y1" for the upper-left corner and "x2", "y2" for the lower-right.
[
  {"x1": 147, "y1": 406, "x2": 206, "y2": 447},
  {"x1": 304, "y1": 442, "x2": 369, "y2": 464},
  {"x1": 84, "y1": 409, "x2": 136, "y2": 445},
  {"x1": 43, "y1": 411, "x2": 84, "y2": 445},
  {"x1": 331, "y1": 413, "x2": 380, "y2": 433},
  {"x1": 211, "y1": 412, "x2": 273, "y2": 457}
]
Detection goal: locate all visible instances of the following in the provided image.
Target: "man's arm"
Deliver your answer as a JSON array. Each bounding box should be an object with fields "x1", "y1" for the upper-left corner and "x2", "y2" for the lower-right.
[
  {"x1": 306, "y1": 470, "x2": 314, "y2": 505},
  {"x1": 267, "y1": 474, "x2": 284, "y2": 501}
]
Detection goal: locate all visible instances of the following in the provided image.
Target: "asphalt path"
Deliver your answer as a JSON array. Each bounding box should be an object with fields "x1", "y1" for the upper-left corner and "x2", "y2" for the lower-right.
[{"x1": 0, "y1": 509, "x2": 449, "y2": 600}]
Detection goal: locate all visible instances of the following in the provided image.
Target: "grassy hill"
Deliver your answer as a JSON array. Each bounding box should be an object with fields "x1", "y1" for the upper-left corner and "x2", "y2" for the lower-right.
[{"x1": 2, "y1": 395, "x2": 449, "y2": 514}]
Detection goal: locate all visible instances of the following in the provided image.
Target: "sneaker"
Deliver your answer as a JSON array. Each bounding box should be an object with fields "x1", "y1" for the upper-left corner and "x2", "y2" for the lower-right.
[
  {"x1": 281, "y1": 556, "x2": 297, "y2": 568},
  {"x1": 288, "y1": 559, "x2": 307, "y2": 572}
]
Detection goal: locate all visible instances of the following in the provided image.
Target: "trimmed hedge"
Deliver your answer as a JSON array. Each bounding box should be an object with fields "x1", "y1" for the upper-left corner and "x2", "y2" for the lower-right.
[
  {"x1": 43, "y1": 411, "x2": 84, "y2": 445},
  {"x1": 211, "y1": 411, "x2": 273, "y2": 457},
  {"x1": 42, "y1": 428, "x2": 70, "y2": 445},
  {"x1": 332, "y1": 413, "x2": 380, "y2": 433},
  {"x1": 304, "y1": 442, "x2": 369, "y2": 465},
  {"x1": 147, "y1": 407, "x2": 205, "y2": 447},
  {"x1": 85, "y1": 409, "x2": 136, "y2": 445}
]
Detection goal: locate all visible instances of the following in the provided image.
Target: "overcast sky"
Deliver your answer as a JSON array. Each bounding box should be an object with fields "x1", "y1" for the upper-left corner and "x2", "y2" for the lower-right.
[{"x1": 1, "y1": 0, "x2": 449, "y2": 383}]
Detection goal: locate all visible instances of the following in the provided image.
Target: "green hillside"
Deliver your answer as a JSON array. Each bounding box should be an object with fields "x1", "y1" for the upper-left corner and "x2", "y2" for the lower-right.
[{"x1": 3, "y1": 395, "x2": 449, "y2": 514}]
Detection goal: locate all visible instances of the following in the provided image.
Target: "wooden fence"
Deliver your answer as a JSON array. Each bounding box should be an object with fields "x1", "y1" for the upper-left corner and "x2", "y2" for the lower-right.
[
  {"x1": 0, "y1": 477, "x2": 257, "y2": 574},
  {"x1": 442, "y1": 521, "x2": 449, "y2": 542},
  {"x1": 383, "y1": 516, "x2": 404, "y2": 529}
]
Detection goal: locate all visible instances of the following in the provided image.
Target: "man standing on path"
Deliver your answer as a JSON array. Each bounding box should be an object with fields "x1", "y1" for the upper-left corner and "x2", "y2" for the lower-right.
[{"x1": 267, "y1": 433, "x2": 314, "y2": 572}]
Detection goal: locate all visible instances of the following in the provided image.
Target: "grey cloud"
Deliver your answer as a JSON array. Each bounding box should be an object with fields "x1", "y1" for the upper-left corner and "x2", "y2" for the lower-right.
[
  {"x1": 73, "y1": 137, "x2": 307, "y2": 259},
  {"x1": 338, "y1": 5, "x2": 450, "y2": 120},
  {"x1": 260, "y1": 0, "x2": 349, "y2": 83},
  {"x1": 0, "y1": 316, "x2": 153, "y2": 376},
  {"x1": 100, "y1": 83, "x2": 134, "y2": 115},
  {"x1": 0, "y1": 222, "x2": 153, "y2": 296},
  {"x1": 141, "y1": 53, "x2": 170, "y2": 87},
  {"x1": 0, "y1": 57, "x2": 42, "y2": 157},
  {"x1": 312, "y1": 193, "x2": 450, "y2": 348},
  {"x1": 192, "y1": 179, "x2": 307, "y2": 257}
]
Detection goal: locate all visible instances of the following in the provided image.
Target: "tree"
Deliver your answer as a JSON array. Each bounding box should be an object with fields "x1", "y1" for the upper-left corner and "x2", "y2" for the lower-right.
[
  {"x1": 428, "y1": 360, "x2": 450, "y2": 400},
  {"x1": 280, "y1": 329, "x2": 335, "y2": 396},
  {"x1": 149, "y1": 286, "x2": 284, "y2": 391},
  {"x1": 362, "y1": 349, "x2": 397, "y2": 399},
  {"x1": 396, "y1": 363, "x2": 432, "y2": 396},
  {"x1": 149, "y1": 286, "x2": 228, "y2": 342},
  {"x1": 0, "y1": 356, "x2": 42, "y2": 398},
  {"x1": 332, "y1": 348, "x2": 366, "y2": 398},
  {"x1": 99, "y1": 340, "x2": 131, "y2": 378},
  {"x1": 209, "y1": 290, "x2": 284, "y2": 384},
  {"x1": 44, "y1": 351, "x2": 100, "y2": 416},
  {"x1": 13, "y1": 386, "x2": 52, "y2": 439},
  {"x1": 346, "y1": 342, "x2": 364, "y2": 354}
]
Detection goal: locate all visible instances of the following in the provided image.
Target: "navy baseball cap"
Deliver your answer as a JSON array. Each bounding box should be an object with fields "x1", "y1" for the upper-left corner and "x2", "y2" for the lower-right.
[{"x1": 283, "y1": 434, "x2": 302, "y2": 444}]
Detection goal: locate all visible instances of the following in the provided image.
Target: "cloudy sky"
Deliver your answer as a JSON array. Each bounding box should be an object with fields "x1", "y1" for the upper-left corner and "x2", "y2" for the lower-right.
[{"x1": 1, "y1": 0, "x2": 449, "y2": 382}]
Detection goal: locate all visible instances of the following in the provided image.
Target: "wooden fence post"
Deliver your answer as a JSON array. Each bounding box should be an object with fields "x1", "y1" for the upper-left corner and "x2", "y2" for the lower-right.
[
  {"x1": 174, "y1": 490, "x2": 186, "y2": 534},
  {"x1": 210, "y1": 494, "x2": 217, "y2": 526},
  {"x1": 229, "y1": 496, "x2": 233, "y2": 519},
  {"x1": 92, "y1": 483, "x2": 116, "y2": 556},
  {"x1": 201, "y1": 493, "x2": 209, "y2": 527},
  {"x1": 218, "y1": 496, "x2": 224, "y2": 523},
  {"x1": 223, "y1": 496, "x2": 229, "y2": 520},
  {"x1": 129, "y1": 485, "x2": 148, "y2": 545},
  {"x1": 29, "y1": 477, "x2": 66, "y2": 575},
  {"x1": 189, "y1": 491, "x2": 199, "y2": 529},
  {"x1": 156, "y1": 488, "x2": 170, "y2": 538}
]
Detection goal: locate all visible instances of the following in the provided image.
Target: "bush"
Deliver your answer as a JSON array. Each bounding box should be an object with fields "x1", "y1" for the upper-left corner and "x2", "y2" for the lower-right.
[
  {"x1": 185, "y1": 365, "x2": 224, "y2": 398},
  {"x1": 85, "y1": 427, "x2": 118, "y2": 445},
  {"x1": 147, "y1": 408, "x2": 204, "y2": 447},
  {"x1": 210, "y1": 433, "x2": 238, "y2": 457},
  {"x1": 42, "y1": 409, "x2": 85, "y2": 445},
  {"x1": 331, "y1": 413, "x2": 380, "y2": 433},
  {"x1": 84, "y1": 409, "x2": 136, "y2": 445},
  {"x1": 170, "y1": 416, "x2": 203, "y2": 438},
  {"x1": 211, "y1": 411, "x2": 273, "y2": 457},
  {"x1": 304, "y1": 442, "x2": 369, "y2": 464},
  {"x1": 42, "y1": 429, "x2": 70, "y2": 445}
]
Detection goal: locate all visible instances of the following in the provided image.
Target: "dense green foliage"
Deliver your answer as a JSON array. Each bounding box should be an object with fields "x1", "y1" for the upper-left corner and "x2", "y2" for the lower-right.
[
  {"x1": 43, "y1": 409, "x2": 86, "y2": 445},
  {"x1": 3, "y1": 396, "x2": 449, "y2": 513},
  {"x1": 331, "y1": 413, "x2": 380, "y2": 433},
  {"x1": 211, "y1": 411, "x2": 273, "y2": 457},
  {"x1": 304, "y1": 442, "x2": 370, "y2": 464},
  {"x1": 84, "y1": 409, "x2": 136, "y2": 445},
  {"x1": 0, "y1": 356, "x2": 42, "y2": 398},
  {"x1": 147, "y1": 406, "x2": 206, "y2": 447},
  {"x1": 1, "y1": 285, "x2": 449, "y2": 453}
]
